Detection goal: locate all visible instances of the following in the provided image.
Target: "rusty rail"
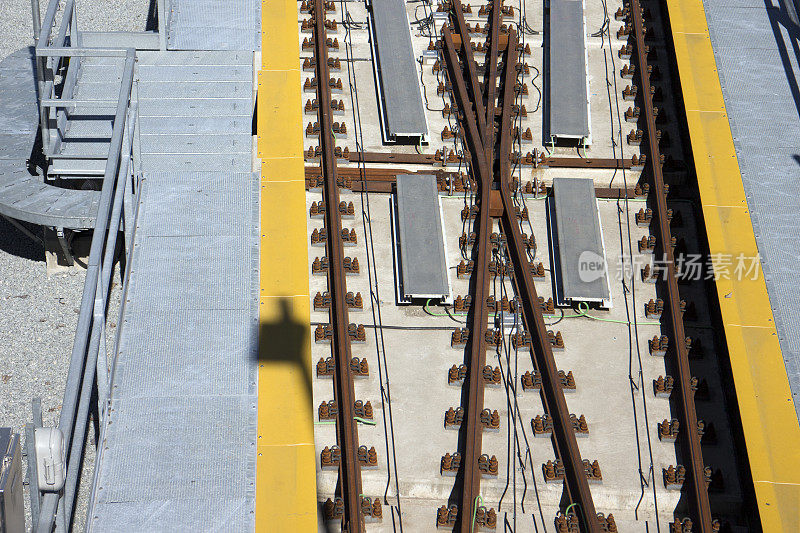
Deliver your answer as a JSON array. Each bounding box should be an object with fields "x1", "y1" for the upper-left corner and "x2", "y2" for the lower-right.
[
  {"x1": 441, "y1": 4, "x2": 605, "y2": 526},
  {"x1": 313, "y1": 0, "x2": 364, "y2": 530},
  {"x1": 628, "y1": 0, "x2": 713, "y2": 528}
]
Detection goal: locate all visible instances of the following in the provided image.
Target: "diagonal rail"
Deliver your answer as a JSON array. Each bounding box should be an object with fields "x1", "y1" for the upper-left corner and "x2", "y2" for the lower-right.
[
  {"x1": 495, "y1": 30, "x2": 602, "y2": 532},
  {"x1": 442, "y1": 25, "x2": 493, "y2": 532}
]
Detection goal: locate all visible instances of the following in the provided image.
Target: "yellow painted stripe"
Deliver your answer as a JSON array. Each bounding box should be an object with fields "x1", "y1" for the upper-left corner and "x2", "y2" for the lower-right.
[
  {"x1": 665, "y1": 0, "x2": 800, "y2": 529},
  {"x1": 257, "y1": 0, "x2": 318, "y2": 529}
]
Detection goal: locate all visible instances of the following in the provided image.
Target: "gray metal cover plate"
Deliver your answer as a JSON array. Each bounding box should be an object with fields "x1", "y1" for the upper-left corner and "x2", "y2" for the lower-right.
[
  {"x1": 395, "y1": 174, "x2": 449, "y2": 299},
  {"x1": 551, "y1": 177, "x2": 609, "y2": 302},
  {"x1": 701, "y1": 0, "x2": 800, "y2": 419},
  {"x1": 370, "y1": 0, "x2": 428, "y2": 139},
  {"x1": 547, "y1": 0, "x2": 590, "y2": 141}
]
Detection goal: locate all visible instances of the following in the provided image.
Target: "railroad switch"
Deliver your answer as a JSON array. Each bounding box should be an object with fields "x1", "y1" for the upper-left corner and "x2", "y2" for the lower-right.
[
  {"x1": 447, "y1": 364, "x2": 468, "y2": 384},
  {"x1": 479, "y1": 408, "x2": 500, "y2": 431},
  {"x1": 358, "y1": 445, "x2": 378, "y2": 468},
  {"x1": 489, "y1": 190, "x2": 503, "y2": 217},
  {"x1": 444, "y1": 407, "x2": 464, "y2": 428},
  {"x1": 440, "y1": 452, "x2": 461, "y2": 474},
  {"x1": 435, "y1": 504, "x2": 458, "y2": 528},
  {"x1": 487, "y1": 294, "x2": 518, "y2": 313},
  {"x1": 320, "y1": 445, "x2": 341, "y2": 469},
  {"x1": 322, "y1": 497, "x2": 344, "y2": 521},
  {"x1": 653, "y1": 375, "x2": 674, "y2": 397}
]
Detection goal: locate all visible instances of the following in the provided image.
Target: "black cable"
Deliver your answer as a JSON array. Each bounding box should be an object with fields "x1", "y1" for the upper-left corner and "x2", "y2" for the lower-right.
[
  {"x1": 597, "y1": 0, "x2": 661, "y2": 527},
  {"x1": 340, "y1": 2, "x2": 404, "y2": 527}
]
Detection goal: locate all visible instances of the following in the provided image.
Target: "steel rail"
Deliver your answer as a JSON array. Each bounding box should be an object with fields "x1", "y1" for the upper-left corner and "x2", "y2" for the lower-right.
[
  {"x1": 628, "y1": 0, "x2": 713, "y2": 528},
  {"x1": 442, "y1": 25, "x2": 494, "y2": 533},
  {"x1": 495, "y1": 30, "x2": 603, "y2": 531},
  {"x1": 483, "y1": 0, "x2": 501, "y2": 155},
  {"x1": 451, "y1": 1, "x2": 488, "y2": 141},
  {"x1": 313, "y1": 1, "x2": 364, "y2": 530}
]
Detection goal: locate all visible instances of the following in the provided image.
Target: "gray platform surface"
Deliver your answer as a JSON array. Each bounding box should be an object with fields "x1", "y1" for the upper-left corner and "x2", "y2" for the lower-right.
[
  {"x1": 395, "y1": 174, "x2": 449, "y2": 300},
  {"x1": 370, "y1": 0, "x2": 428, "y2": 140},
  {"x1": 0, "y1": 47, "x2": 100, "y2": 229},
  {"x1": 702, "y1": 0, "x2": 800, "y2": 419},
  {"x1": 166, "y1": 0, "x2": 260, "y2": 51},
  {"x1": 88, "y1": 50, "x2": 258, "y2": 531},
  {"x1": 551, "y1": 177, "x2": 610, "y2": 304},
  {"x1": 547, "y1": 0, "x2": 590, "y2": 142}
]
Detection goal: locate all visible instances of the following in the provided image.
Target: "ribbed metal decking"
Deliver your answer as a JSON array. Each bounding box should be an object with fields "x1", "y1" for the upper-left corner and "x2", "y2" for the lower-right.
[{"x1": 87, "y1": 51, "x2": 259, "y2": 531}]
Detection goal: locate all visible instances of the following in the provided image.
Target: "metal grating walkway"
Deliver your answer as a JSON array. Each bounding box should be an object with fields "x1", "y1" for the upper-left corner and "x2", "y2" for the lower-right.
[
  {"x1": 88, "y1": 51, "x2": 258, "y2": 531},
  {"x1": 166, "y1": 0, "x2": 261, "y2": 51},
  {"x1": 702, "y1": 0, "x2": 800, "y2": 420}
]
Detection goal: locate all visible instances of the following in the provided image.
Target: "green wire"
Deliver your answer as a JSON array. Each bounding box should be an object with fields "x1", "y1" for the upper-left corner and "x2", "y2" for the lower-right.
[
  {"x1": 559, "y1": 301, "x2": 661, "y2": 326},
  {"x1": 471, "y1": 495, "x2": 483, "y2": 532},
  {"x1": 314, "y1": 417, "x2": 377, "y2": 426}
]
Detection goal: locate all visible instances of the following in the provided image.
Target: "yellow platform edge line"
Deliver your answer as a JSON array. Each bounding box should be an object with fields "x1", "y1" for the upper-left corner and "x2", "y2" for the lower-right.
[
  {"x1": 665, "y1": 0, "x2": 800, "y2": 529},
  {"x1": 256, "y1": 0, "x2": 319, "y2": 530}
]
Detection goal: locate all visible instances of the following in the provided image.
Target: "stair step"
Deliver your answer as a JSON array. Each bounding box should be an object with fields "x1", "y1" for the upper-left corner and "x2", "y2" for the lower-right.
[{"x1": 50, "y1": 157, "x2": 107, "y2": 176}]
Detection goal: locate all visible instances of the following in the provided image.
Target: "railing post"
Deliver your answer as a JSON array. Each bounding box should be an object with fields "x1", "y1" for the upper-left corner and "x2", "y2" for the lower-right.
[{"x1": 30, "y1": 0, "x2": 41, "y2": 43}]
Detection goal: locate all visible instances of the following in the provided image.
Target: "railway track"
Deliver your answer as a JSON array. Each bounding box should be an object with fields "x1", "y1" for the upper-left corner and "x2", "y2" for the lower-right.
[{"x1": 300, "y1": 0, "x2": 748, "y2": 530}]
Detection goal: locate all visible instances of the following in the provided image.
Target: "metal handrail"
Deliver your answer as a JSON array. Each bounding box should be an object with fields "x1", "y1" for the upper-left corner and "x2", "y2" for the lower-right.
[{"x1": 32, "y1": 3, "x2": 138, "y2": 528}]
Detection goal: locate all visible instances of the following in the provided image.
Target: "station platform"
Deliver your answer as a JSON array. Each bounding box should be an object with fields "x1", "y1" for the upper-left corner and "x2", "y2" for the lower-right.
[{"x1": 666, "y1": 0, "x2": 800, "y2": 528}]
